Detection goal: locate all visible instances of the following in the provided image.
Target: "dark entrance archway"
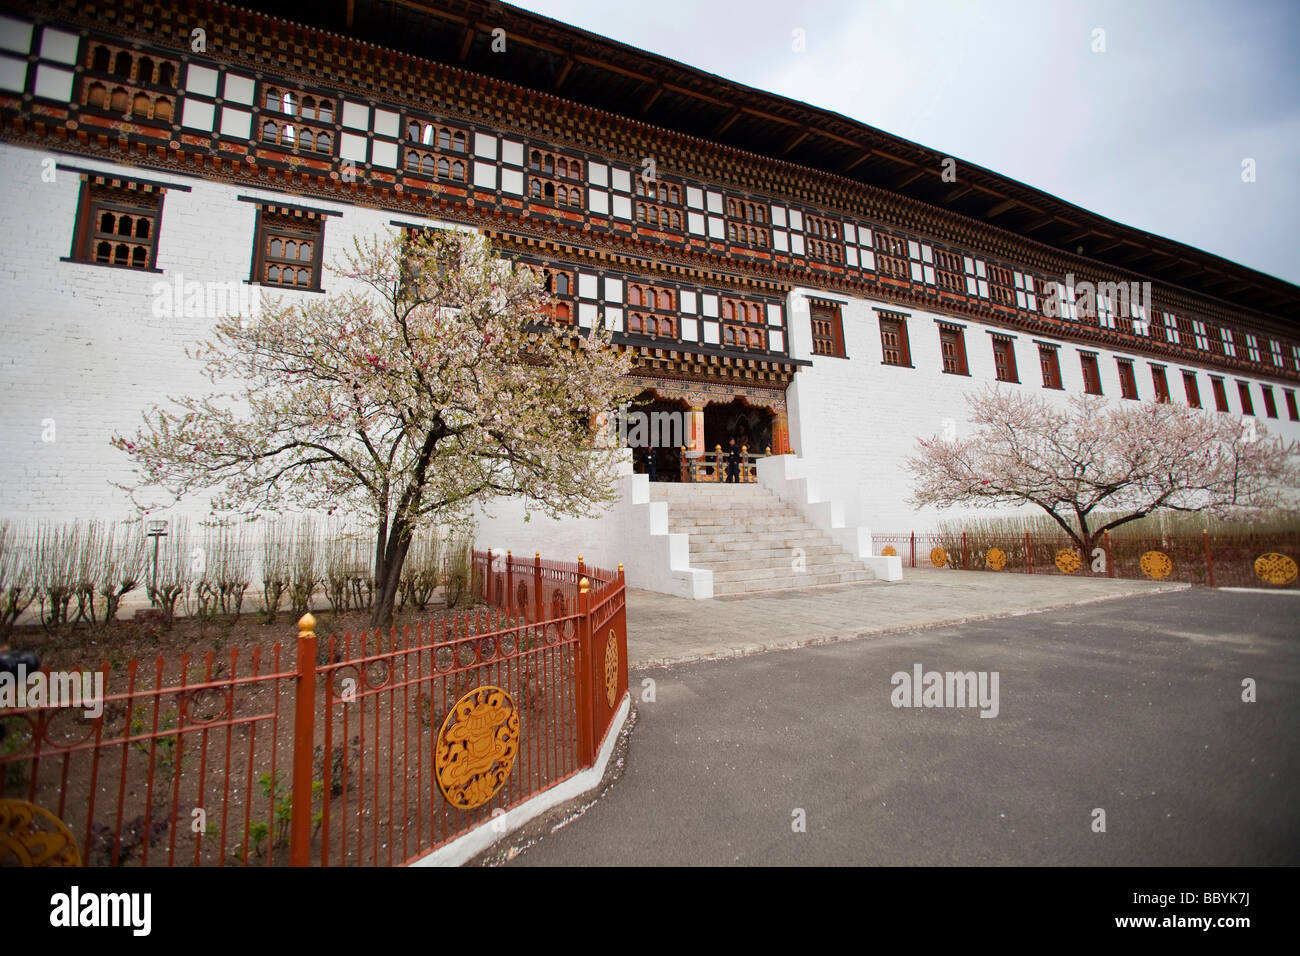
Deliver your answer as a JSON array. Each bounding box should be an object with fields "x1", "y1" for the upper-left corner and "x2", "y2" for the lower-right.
[
  {"x1": 704, "y1": 398, "x2": 773, "y2": 457},
  {"x1": 626, "y1": 390, "x2": 688, "y2": 481}
]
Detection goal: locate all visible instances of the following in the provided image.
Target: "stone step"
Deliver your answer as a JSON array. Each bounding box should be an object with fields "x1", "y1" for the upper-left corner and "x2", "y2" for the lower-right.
[
  {"x1": 708, "y1": 561, "x2": 868, "y2": 582},
  {"x1": 650, "y1": 489, "x2": 773, "y2": 501},
  {"x1": 712, "y1": 570, "x2": 876, "y2": 595},
  {"x1": 690, "y1": 545, "x2": 849, "y2": 564},
  {"x1": 699, "y1": 555, "x2": 865, "y2": 574},
  {"x1": 669, "y1": 518, "x2": 812, "y2": 533},
  {"x1": 651, "y1": 481, "x2": 877, "y2": 596},
  {"x1": 686, "y1": 530, "x2": 832, "y2": 547}
]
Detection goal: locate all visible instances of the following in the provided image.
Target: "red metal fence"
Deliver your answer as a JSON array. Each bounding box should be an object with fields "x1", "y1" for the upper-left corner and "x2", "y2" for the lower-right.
[
  {"x1": 0, "y1": 552, "x2": 628, "y2": 866},
  {"x1": 875, "y1": 530, "x2": 1300, "y2": 589}
]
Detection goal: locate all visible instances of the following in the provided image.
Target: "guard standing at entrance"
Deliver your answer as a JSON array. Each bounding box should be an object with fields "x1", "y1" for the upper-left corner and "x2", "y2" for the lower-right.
[{"x1": 724, "y1": 438, "x2": 741, "y2": 483}]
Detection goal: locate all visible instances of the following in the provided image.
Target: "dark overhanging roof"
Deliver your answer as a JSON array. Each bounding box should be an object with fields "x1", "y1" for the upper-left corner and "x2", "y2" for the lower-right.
[{"x1": 245, "y1": 0, "x2": 1300, "y2": 324}]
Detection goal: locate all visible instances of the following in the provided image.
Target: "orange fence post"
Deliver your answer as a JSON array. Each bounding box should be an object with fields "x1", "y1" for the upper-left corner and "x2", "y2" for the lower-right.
[
  {"x1": 961, "y1": 531, "x2": 968, "y2": 570},
  {"x1": 575, "y1": 576, "x2": 594, "y2": 767},
  {"x1": 1203, "y1": 529, "x2": 1215, "y2": 588},
  {"x1": 506, "y1": 550, "x2": 513, "y2": 618},
  {"x1": 534, "y1": 552, "x2": 543, "y2": 623},
  {"x1": 290, "y1": 613, "x2": 318, "y2": 867},
  {"x1": 485, "y1": 548, "x2": 492, "y2": 603},
  {"x1": 1104, "y1": 532, "x2": 1114, "y2": 577},
  {"x1": 910, "y1": 531, "x2": 915, "y2": 569},
  {"x1": 1025, "y1": 532, "x2": 1033, "y2": 574}
]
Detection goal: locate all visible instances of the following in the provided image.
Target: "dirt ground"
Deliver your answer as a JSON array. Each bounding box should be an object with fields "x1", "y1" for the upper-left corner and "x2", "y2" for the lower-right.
[{"x1": 3, "y1": 593, "x2": 484, "y2": 673}]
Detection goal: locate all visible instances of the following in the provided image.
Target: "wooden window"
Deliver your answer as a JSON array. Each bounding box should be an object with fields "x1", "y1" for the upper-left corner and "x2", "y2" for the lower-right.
[
  {"x1": 1116, "y1": 359, "x2": 1138, "y2": 400},
  {"x1": 528, "y1": 149, "x2": 584, "y2": 208},
  {"x1": 939, "y1": 325, "x2": 968, "y2": 375},
  {"x1": 636, "y1": 203, "x2": 683, "y2": 230},
  {"x1": 1210, "y1": 377, "x2": 1229, "y2": 412},
  {"x1": 520, "y1": 264, "x2": 575, "y2": 323},
  {"x1": 991, "y1": 335, "x2": 1019, "y2": 383},
  {"x1": 82, "y1": 43, "x2": 179, "y2": 123},
  {"x1": 1205, "y1": 322, "x2": 1224, "y2": 355},
  {"x1": 530, "y1": 148, "x2": 583, "y2": 177},
  {"x1": 879, "y1": 315, "x2": 911, "y2": 366},
  {"x1": 1151, "y1": 365, "x2": 1170, "y2": 403},
  {"x1": 637, "y1": 180, "x2": 680, "y2": 204},
  {"x1": 805, "y1": 236, "x2": 842, "y2": 263},
  {"x1": 986, "y1": 264, "x2": 1016, "y2": 306},
  {"x1": 726, "y1": 222, "x2": 767, "y2": 247},
  {"x1": 69, "y1": 181, "x2": 163, "y2": 270},
  {"x1": 1285, "y1": 389, "x2": 1299, "y2": 422},
  {"x1": 252, "y1": 210, "x2": 324, "y2": 291},
  {"x1": 933, "y1": 249, "x2": 964, "y2": 292},
  {"x1": 1236, "y1": 381, "x2": 1254, "y2": 416},
  {"x1": 1182, "y1": 371, "x2": 1201, "y2": 408},
  {"x1": 259, "y1": 87, "x2": 335, "y2": 153},
  {"x1": 1080, "y1": 353, "x2": 1103, "y2": 395},
  {"x1": 810, "y1": 303, "x2": 846, "y2": 358},
  {"x1": 805, "y1": 215, "x2": 841, "y2": 242},
  {"x1": 874, "y1": 233, "x2": 910, "y2": 279},
  {"x1": 1261, "y1": 386, "x2": 1278, "y2": 419},
  {"x1": 726, "y1": 198, "x2": 766, "y2": 223},
  {"x1": 1038, "y1": 344, "x2": 1062, "y2": 389},
  {"x1": 625, "y1": 283, "x2": 677, "y2": 339}
]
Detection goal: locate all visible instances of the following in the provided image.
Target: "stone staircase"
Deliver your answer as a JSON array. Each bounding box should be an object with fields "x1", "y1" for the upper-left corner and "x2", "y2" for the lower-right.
[{"x1": 648, "y1": 483, "x2": 877, "y2": 596}]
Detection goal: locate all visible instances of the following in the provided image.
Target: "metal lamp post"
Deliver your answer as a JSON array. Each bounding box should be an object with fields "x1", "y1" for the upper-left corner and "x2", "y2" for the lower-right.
[{"x1": 146, "y1": 519, "x2": 169, "y2": 605}]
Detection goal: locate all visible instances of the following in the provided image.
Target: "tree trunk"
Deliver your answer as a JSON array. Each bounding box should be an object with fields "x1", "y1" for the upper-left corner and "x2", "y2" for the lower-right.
[{"x1": 370, "y1": 521, "x2": 412, "y2": 627}]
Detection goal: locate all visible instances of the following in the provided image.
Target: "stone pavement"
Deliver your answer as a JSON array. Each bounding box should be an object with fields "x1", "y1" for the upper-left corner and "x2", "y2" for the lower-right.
[{"x1": 626, "y1": 567, "x2": 1187, "y2": 668}]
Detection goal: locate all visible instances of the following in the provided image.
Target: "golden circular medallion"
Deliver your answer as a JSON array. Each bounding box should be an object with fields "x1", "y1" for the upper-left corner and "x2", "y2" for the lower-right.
[
  {"x1": 435, "y1": 686, "x2": 519, "y2": 810},
  {"x1": 0, "y1": 799, "x2": 81, "y2": 866},
  {"x1": 986, "y1": 547, "x2": 1007, "y2": 571},
  {"x1": 881, "y1": 545, "x2": 897, "y2": 557},
  {"x1": 930, "y1": 547, "x2": 948, "y2": 568},
  {"x1": 1254, "y1": 552, "x2": 1298, "y2": 586},
  {"x1": 605, "y1": 630, "x2": 619, "y2": 708},
  {"x1": 1139, "y1": 550, "x2": 1173, "y2": 580},
  {"x1": 1055, "y1": 549, "x2": 1081, "y2": 574}
]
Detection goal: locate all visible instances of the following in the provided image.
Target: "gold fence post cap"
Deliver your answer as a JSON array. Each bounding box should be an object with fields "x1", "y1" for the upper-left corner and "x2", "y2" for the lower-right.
[
  {"x1": 579, "y1": 577, "x2": 590, "y2": 593},
  {"x1": 298, "y1": 613, "x2": 316, "y2": 634}
]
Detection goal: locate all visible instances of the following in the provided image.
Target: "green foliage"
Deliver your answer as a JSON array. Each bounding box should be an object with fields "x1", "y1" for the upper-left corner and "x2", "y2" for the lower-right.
[{"x1": 247, "y1": 769, "x2": 324, "y2": 857}]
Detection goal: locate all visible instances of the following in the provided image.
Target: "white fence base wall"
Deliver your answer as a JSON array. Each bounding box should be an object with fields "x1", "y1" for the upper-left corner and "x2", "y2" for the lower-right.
[{"x1": 408, "y1": 692, "x2": 630, "y2": 867}]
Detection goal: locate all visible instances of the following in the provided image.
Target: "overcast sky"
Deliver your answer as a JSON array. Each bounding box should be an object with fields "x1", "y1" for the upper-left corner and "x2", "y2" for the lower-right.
[{"x1": 508, "y1": 0, "x2": 1299, "y2": 286}]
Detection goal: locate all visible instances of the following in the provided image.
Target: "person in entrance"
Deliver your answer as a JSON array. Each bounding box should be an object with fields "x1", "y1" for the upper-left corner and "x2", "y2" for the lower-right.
[{"x1": 724, "y1": 438, "x2": 741, "y2": 483}]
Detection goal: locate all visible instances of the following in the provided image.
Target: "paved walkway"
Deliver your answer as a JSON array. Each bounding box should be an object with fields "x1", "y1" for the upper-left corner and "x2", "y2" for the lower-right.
[{"x1": 627, "y1": 568, "x2": 1187, "y2": 668}]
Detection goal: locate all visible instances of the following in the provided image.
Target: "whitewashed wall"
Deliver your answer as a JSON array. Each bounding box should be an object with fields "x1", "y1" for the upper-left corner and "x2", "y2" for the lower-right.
[
  {"x1": 784, "y1": 286, "x2": 1300, "y2": 533},
  {"x1": 0, "y1": 142, "x2": 458, "y2": 527}
]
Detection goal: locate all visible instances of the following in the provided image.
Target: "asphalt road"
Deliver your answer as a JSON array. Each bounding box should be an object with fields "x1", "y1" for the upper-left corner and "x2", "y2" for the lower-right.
[{"x1": 510, "y1": 589, "x2": 1299, "y2": 865}]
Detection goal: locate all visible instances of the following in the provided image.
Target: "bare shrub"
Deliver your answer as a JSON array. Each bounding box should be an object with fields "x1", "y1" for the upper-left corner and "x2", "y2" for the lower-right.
[
  {"x1": 399, "y1": 530, "x2": 441, "y2": 611},
  {"x1": 0, "y1": 522, "x2": 36, "y2": 638},
  {"x1": 34, "y1": 522, "x2": 81, "y2": 631},
  {"x1": 95, "y1": 523, "x2": 146, "y2": 629},
  {"x1": 148, "y1": 518, "x2": 192, "y2": 628},
  {"x1": 442, "y1": 531, "x2": 473, "y2": 609},
  {"x1": 259, "y1": 521, "x2": 291, "y2": 624},
  {"x1": 288, "y1": 520, "x2": 320, "y2": 615}
]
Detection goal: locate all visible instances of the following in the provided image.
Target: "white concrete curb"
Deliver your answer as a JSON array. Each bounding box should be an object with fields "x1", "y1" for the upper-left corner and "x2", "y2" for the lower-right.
[{"x1": 408, "y1": 692, "x2": 631, "y2": 867}]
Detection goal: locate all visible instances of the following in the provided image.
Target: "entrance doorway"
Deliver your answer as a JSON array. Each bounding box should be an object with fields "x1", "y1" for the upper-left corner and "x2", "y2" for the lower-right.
[
  {"x1": 626, "y1": 391, "x2": 688, "y2": 481},
  {"x1": 704, "y1": 398, "x2": 773, "y2": 457}
]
